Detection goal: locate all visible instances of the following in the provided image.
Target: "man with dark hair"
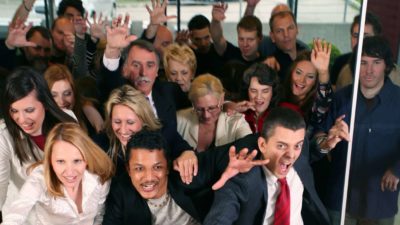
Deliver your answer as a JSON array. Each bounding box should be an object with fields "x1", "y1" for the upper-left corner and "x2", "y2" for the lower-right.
[
  {"x1": 315, "y1": 35, "x2": 400, "y2": 224},
  {"x1": 186, "y1": 14, "x2": 224, "y2": 76},
  {"x1": 103, "y1": 129, "x2": 264, "y2": 225},
  {"x1": 211, "y1": 3, "x2": 264, "y2": 67},
  {"x1": 332, "y1": 12, "x2": 382, "y2": 87},
  {"x1": 57, "y1": 0, "x2": 85, "y2": 20},
  {"x1": 203, "y1": 107, "x2": 330, "y2": 225},
  {"x1": 1, "y1": 25, "x2": 52, "y2": 73},
  {"x1": 99, "y1": 18, "x2": 197, "y2": 179},
  {"x1": 210, "y1": 3, "x2": 264, "y2": 98}
]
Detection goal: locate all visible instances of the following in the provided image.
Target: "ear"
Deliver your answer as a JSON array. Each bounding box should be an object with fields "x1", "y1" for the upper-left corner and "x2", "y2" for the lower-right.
[
  {"x1": 270, "y1": 31, "x2": 275, "y2": 43},
  {"x1": 258, "y1": 136, "x2": 267, "y2": 156},
  {"x1": 220, "y1": 92, "x2": 225, "y2": 103},
  {"x1": 122, "y1": 63, "x2": 129, "y2": 79}
]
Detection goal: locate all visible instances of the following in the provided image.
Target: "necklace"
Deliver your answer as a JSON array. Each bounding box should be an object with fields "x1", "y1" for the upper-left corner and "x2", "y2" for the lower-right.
[{"x1": 147, "y1": 193, "x2": 170, "y2": 208}]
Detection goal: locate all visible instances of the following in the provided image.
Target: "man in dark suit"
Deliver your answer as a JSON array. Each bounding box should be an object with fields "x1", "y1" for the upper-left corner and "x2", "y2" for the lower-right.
[
  {"x1": 203, "y1": 107, "x2": 330, "y2": 225},
  {"x1": 98, "y1": 17, "x2": 194, "y2": 179}
]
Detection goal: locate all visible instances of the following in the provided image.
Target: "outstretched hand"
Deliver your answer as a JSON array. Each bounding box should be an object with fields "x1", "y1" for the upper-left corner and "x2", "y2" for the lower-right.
[
  {"x1": 5, "y1": 20, "x2": 36, "y2": 49},
  {"x1": 212, "y1": 2, "x2": 228, "y2": 22},
  {"x1": 146, "y1": 0, "x2": 176, "y2": 25},
  {"x1": 88, "y1": 11, "x2": 108, "y2": 41},
  {"x1": 212, "y1": 146, "x2": 269, "y2": 190},
  {"x1": 311, "y1": 38, "x2": 331, "y2": 83},
  {"x1": 324, "y1": 114, "x2": 350, "y2": 150},
  {"x1": 105, "y1": 14, "x2": 137, "y2": 58}
]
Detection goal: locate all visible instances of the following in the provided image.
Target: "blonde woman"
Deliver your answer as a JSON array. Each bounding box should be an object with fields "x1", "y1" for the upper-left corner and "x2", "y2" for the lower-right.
[
  {"x1": 3, "y1": 122, "x2": 114, "y2": 225},
  {"x1": 104, "y1": 85, "x2": 161, "y2": 176},
  {"x1": 163, "y1": 43, "x2": 197, "y2": 92},
  {"x1": 177, "y1": 74, "x2": 252, "y2": 152}
]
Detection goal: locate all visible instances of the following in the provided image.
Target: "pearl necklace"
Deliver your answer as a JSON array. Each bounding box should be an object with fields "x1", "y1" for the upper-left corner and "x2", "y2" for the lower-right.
[{"x1": 147, "y1": 193, "x2": 170, "y2": 208}]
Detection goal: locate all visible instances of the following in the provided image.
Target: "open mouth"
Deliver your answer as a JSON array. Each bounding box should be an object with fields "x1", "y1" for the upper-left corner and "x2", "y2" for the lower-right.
[
  {"x1": 141, "y1": 182, "x2": 158, "y2": 192},
  {"x1": 279, "y1": 162, "x2": 292, "y2": 174}
]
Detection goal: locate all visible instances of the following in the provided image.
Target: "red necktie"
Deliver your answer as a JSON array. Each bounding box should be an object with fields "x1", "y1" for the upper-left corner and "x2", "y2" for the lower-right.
[{"x1": 273, "y1": 178, "x2": 290, "y2": 225}]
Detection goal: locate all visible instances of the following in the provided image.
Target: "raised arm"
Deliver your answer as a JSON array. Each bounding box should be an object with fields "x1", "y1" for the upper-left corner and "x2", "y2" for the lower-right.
[
  {"x1": 5, "y1": 20, "x2": 36, "y2": 50},
  {"x1": 104, "y1": 14, "x2": 137, "y2": 60},
  {"x1": 210, "y1": 3, "x2": 228, "y2": 56},
  {"x1": 311, "y1": 38, "x2": 331, "y2": 84},
  {"x1": 10, "y1": 0, "x2": 36, "y2": 28},
  {"x1": 144, "y1": 0, "x2": 176, "y2": 40},
  {"x1": 244, "y1": 0, "x2": 260, "y2": 16}
]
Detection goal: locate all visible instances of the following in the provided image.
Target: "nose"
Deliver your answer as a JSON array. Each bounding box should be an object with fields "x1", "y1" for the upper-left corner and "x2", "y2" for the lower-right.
[
  {"x1": 283, "y1": 29, "x2": 289, "y2": 38},
  {"x1": 16, "y1": 111, "x2": 26, "y2": 124},
  {"x1": 366, "y1": 63, "x2": 373, "y2": 74},
  {"x1": 64, "y1": 163, "x2": 75, "y2": 175},
  {"x1": 144, "y1": 169, "x2": 154, "y2": 181},
  {"x1": 138, "y1": 64, "x2": 145, "y2": 76},
  {"x1": 286, "y1": 148, "x2": 296, "y2": 159},
  {"x1": 120, "y1": 122, "x2": 128, "y2": 133}
]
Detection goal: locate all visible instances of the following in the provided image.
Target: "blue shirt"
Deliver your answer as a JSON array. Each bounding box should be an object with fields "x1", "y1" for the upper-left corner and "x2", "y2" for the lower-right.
[{"x1": 318, "y1": 78, "x2": 400, "y2": 219}]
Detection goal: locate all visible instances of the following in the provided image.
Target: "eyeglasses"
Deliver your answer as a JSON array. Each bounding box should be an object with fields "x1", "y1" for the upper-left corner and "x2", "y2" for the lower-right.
[{"x1": 193, "y1": 104, "x2": 221, "y2": 114}]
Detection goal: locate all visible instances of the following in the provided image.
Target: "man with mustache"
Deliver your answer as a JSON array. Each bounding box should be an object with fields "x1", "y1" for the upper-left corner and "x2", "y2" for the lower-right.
[{"x1": 99, "y1": 16, "x2": 196, "y2": 183}]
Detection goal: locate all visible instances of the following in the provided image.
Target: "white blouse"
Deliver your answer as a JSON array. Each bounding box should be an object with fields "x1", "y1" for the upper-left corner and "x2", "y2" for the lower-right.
[{"x1": 2, "y1": 165, "x2": 111, "y2": 225}]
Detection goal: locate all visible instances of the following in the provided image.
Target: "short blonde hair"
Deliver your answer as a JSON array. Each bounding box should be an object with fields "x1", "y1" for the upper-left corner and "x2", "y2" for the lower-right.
[
  {"x1": 104, "y1": 85, "x2": 162, "y2": 162},
  {"x1": 188, "y1": 74, "x2": 224, "y2": 102},
  {"x1": 43, "y1": 122, "x2": 114, "y2": 197},
  {"x1": 163, "y1": 43, "x2": 197, "y2": 78}
]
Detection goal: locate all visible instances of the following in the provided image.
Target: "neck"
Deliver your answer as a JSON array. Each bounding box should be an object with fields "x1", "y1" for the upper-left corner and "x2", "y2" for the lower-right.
[
  {"x1": 287, "y1": 48, "x2": 297, "y2": 60},
  {"x1": 361, "y1": 81, "x2": 384, "y2": 99},
  {"x1": 243, "y1": 52, "x2": 259, "y2": 61}
]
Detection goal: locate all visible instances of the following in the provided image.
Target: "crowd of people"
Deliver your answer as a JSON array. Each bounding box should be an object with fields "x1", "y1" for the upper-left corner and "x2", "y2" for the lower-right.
[{"x1": 0, "y1": 0, "x2": 399, "y2": 224}]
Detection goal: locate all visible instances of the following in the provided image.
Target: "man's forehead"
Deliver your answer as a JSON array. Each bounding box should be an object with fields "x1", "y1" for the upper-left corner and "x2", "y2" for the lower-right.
[
  {"x1": 129, "y1": 47, "x2": 157, "y2": 60},
  {"x1": 361, "y1": 55, "x2": 384, "y2": 61},
  {"x1": 273, "y1": 15, "x2": 296, "y2": 28}
]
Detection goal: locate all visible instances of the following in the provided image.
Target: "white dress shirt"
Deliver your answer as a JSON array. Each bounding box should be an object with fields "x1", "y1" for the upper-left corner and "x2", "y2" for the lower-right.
[
  {"x1": 263, "y1": 166, "x2": 304, "y2": 225},
  {"x1": 3, "y1": 165, "x2": 111, "y2": 225}
]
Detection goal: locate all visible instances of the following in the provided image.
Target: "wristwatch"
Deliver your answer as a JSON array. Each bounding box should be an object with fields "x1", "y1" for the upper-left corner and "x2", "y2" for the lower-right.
[{"x1": 316, "y1": 135, "x2": 331, "y2": 154}]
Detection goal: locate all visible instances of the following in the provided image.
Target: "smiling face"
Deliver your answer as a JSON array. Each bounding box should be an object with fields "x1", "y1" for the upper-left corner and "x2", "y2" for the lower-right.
[
  {"x1": 128, "y1": 149, "x2": 168, "y2": 199},
  {"x1": 51, "y1": 140, "x2": 87, "y2": 191},
  {"x1": 123, "y1": 46, "x2": 159, "y2": 96},
  {"x1": 51, "y1": 79, "x2": 75, "y2": 110},
  {"x1": 291, "y1": 60, "x2": 317, "y2": 101},
  {"x1": 193, "y1": 94, "x2": 222, "y2": 125},
  {"x1": 258, "y1": 126, "x2": 304, "y2": 178},
  {"x1": 111, "y1": 104, "x2": 144, "y2": 147},
  {"x1": 248, "y1": 77, "x2": 273, "y2": 115},
  {"x1": 166, "y1": 59, "x2": 194, "y2": 92},
  {"x1": 237, "y1": 28, "x2": 261, "y2": 61},
  {"x1": 9, "y1": 90, "x2": 46, "y2": 136}
]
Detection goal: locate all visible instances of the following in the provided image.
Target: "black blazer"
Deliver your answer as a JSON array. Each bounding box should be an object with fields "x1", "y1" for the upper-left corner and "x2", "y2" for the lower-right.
[{"x1": 203, "y1": 134, "x2": 331, "y2": 225}]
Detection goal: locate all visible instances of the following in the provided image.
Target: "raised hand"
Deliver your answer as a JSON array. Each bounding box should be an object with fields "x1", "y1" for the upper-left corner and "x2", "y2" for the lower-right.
[
  {"x1": 212, "y1": 2, "x2": 228, "y2": 22},
  {"x1": 105, "y1": 14, "x2": 137, "y2": 58},
  {"x1": 63, "y1": 31, "x2": 76, "y2": 56},
  {"x1": 245, "y1": 0, "x2": 261, "y2": 7},
  {"x1": 311, "y1": 38, "x2": 331, "y2": 83},
  {"x1": 175, "y1": 29, "x2": 190, "y2": 45},
  {"x1": 318, "y1": 115, "x2": 350, "y2": 152},
  {"x1": 87, "y1": 11, "x2": 107, "y2": 41},
  {"x1": 146, "y1": 0, "x2": 176, "y2": 25},
  {"x1": 73, "y1": 15, "x2": 88, "y2": 39},
  {"x1": 212, "y1": 146, "x2": 269, "y2": 190},
  {"x1": 5, "y1": 20, "x2": 36, "y2": 49}
]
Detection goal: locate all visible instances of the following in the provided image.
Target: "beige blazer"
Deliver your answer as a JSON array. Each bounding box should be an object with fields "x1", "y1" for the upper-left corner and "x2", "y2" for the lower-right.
[{"x1": 177, "y1": 108, "x2": 252, "y2": 149}]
